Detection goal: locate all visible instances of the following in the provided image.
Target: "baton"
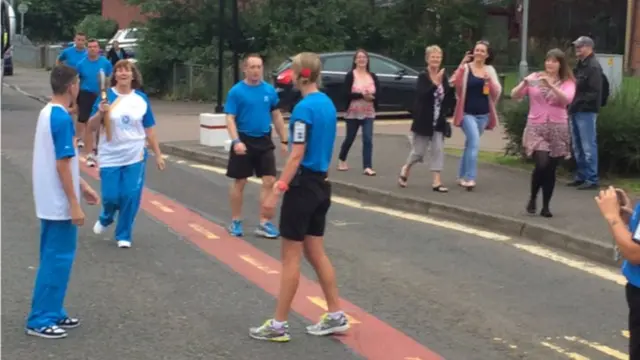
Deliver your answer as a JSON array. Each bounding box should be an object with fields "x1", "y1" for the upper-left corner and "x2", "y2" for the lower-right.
[{"x1": 100, "y1": 69, "x2": 112, "y2": 142}]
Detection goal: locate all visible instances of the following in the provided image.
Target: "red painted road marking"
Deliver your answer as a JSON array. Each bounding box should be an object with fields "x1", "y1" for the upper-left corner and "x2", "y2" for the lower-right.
[
  {"x1": 200, "y1": 124, "x2": 227, "y2": 129},
  {"x1": 80, "y1": 162, "x2": 444, "y2": 360}
]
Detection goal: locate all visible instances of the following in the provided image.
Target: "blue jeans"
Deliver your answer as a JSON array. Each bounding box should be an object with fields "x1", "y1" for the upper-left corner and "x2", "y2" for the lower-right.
[
  {"x1": 27, "y1": 219, "x2": 78, "y2": 329},
  {"x1": 458, "y1": 113, "x2": 489, "y2": 181},
  {"x1": 570, "y1": 112, "x2": 599, "y2": 185},
  {"x1": 338, "y1": 118, "x2": 374, "y2": 169},
  {"x1": 98, "y1": 158, "x2": 146, "y2": 242}
]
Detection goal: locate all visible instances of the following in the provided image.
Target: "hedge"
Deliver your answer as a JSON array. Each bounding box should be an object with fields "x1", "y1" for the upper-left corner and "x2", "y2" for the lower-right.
[{"x1": 502, "y1": 82, "x2": 640, "y2": 176}]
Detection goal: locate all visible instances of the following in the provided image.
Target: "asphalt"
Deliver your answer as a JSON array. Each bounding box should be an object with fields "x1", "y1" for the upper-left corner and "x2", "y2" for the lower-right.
[{"x1": 1, "y1": 86, "x2": 635, "y2": 359}]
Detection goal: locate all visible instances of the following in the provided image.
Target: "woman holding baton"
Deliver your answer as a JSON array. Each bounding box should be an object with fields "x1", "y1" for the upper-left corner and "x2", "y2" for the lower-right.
[{"x1": 87, "y1": 60, "x2": 165, "y2": 249}]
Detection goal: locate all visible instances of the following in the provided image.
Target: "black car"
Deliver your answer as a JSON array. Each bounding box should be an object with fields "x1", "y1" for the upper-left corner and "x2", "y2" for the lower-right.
[{"x1": 272, "y1": 51, "x2": 419, "y2": 113}]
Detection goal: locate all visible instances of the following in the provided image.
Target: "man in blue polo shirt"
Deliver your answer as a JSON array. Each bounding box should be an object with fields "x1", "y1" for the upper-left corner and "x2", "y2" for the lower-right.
[
  {"x1": 27, "y1": 64, "x2": 99, "y2": 339},
  {"x1": 224, "y1": 53, "x2": 288, "y2": 239},
  {"x1": 596, "y1": 186, "x2": 640, "y2": 358},
  {"x1": 57, "y1": 32, "x2": 87, "y2": 68},
  {"x1": 74, "y1": 39, "x2": 112, "y2": 167}
]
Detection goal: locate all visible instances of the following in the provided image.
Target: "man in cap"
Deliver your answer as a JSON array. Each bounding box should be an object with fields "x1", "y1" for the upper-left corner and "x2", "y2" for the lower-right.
[{"x1": 568, "y1": 35, "x2": 603, "y2": 190}]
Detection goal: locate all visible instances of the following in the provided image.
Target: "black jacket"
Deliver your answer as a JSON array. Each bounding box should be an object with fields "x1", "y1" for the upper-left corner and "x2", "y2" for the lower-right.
[
  {"x1": 411, "y1": 71, "x2": 455, "y2": 136},
  {"x1": 343, "y1": 70, "x2": 380, "y2": 112},
  {"x1": 106, "y1": 48, "x2": 129, "y2": 66},
  {"x1": 569, "y1": 53, "x2": 603, "y2": 114}
]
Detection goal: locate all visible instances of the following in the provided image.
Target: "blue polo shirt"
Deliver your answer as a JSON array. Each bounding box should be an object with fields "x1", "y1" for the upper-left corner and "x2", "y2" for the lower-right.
[
  {"x1": 224, "y1": 81, "x2": 279, "y2": 137},
  {"x1": 288, "y1": 92, "x2": 337, "y2": 173},
  {"x1": 57, "y1": 46, "x2": 88, "y2": 68},
  {"x1": 76, "y1": 56, "x2": 113, "y2": 94},
  {"x1": 622, "y1": 203, "x2": 640, "y2": 287}
]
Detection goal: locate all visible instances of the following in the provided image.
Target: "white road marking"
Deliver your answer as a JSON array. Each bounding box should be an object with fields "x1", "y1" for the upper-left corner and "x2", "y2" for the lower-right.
[{"x1": 183, "y1": 162, "x2": 624, "y2": 286}]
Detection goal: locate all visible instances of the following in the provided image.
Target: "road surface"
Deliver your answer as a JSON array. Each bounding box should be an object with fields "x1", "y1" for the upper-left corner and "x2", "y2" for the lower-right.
[{"x1": 0, "y1": 86, "x2": 632, "y2": 359}]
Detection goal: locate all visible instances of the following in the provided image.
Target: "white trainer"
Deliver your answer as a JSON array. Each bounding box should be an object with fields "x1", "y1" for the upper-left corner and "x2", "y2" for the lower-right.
[
  {"x1": 93, "y1": 221, "x2": 106, "y2": 235},
  {"x1": 117, "y1": 240, "x2": 131, "y2": 248}
]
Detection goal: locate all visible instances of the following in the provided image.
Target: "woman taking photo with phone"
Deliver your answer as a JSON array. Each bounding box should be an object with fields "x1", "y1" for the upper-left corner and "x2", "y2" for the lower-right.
[
  {"x1": 337, "y1": 49, "x2": 379, "y2": 176},
  {"x1": 511, "y1": 48, "x2": 575, "y2": 217},
  {"x1": 451, "y1": 40, "x2": 501, "y2": 191},
  {"x1": 398, "y1": 45, "x2": 455, "y2": 191}
]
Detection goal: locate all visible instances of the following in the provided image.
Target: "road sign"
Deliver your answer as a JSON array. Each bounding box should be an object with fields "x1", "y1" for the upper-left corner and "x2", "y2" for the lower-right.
[{"x1": 17, "y1": 3, "x2": 27, "y2": 14}]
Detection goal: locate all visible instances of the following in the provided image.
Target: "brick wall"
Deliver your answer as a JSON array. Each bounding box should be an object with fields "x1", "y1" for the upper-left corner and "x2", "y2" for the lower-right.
[
  {"x1": 631, "y1": 0, "x2": 640, "y2": 74},
  {"x1": 102, "y1": 0, "x2": 147, "y2": 29}
]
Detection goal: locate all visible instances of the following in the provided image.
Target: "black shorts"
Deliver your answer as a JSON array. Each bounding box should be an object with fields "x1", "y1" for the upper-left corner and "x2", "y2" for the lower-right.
[
  {"x1": 77, "y1": 90, "x2": 98, "y2": 123},
  {"x1": 226, "y1": 133, "x2": 276, "y2": 179},
  {"x1": 279, "y1": 167, "x2": 331, "y2": 241},
  {"x1": 627, "y1": 283, "x2": 640, "y2": 359}
]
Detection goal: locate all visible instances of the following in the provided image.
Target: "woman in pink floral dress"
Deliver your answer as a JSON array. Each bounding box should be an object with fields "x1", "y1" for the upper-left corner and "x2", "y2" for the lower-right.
[{"x1": 511, "y1": 48, "x2": 576, "y2": 218}]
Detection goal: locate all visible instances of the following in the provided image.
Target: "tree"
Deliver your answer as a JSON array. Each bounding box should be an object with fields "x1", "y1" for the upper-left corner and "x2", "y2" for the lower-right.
[
  {"x1": 126, "y1": 0, "x2": 224, "y2": 94},
  {"x1": 19, "y1": 0, "x2": 100, "y2": 41},
  {"x1": 76, "y1": 15, "x2": 118, "y2": 40}
]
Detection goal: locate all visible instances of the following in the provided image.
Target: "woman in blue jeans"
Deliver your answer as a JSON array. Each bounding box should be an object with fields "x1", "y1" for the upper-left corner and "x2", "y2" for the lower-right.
[
  {"x1": 450, "y1": 41, "x2": 502, "y2": 190},
  {"x1": 337, "y1": 49, "x2": 380, "y2": 176}
]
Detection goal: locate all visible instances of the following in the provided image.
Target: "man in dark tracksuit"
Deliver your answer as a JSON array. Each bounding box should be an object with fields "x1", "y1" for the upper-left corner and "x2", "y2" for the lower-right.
[{"x1": 568, "y1": 36, "x2": 602, "y2": 190}]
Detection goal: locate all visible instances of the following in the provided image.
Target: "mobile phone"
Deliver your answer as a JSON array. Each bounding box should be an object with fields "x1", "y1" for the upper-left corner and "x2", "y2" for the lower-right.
[
  {"x1": 465, "y1": 50, "x2": 473, "y2": 63},
  {"x1": 528, "y1": 79, "x2": 541, "y2": 86}
]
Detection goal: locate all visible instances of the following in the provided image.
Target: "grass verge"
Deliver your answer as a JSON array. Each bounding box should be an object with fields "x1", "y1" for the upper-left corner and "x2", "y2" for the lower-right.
[{"x1": 444, "y1": 148, "x2": 640, "y2": 195}]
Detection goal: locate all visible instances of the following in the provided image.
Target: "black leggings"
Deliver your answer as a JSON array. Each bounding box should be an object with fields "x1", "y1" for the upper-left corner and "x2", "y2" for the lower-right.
[{"x1": 529, "y1": 151, "x2": 559, "y2": 209}]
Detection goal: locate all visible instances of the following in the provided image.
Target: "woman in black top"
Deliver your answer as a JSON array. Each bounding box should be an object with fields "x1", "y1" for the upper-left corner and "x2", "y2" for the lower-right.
[
  {"x1": 398, "y1": 45, "x2": 455, "y2": 191},
  {"x1": 106, "y1": 41, "x2": 128, "y2": 66},
  {"x1": 337, "y1": 49, "x2": 380, "y2": 176}
]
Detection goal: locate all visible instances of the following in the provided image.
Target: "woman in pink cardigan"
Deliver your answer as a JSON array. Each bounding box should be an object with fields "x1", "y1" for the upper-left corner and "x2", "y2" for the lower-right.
[
  {"x1": 451, "y1": 40, "x2": 502, "y2": 191},
  {"x1": 511, "y1": 48, "x2": 576, "y2": 218}
]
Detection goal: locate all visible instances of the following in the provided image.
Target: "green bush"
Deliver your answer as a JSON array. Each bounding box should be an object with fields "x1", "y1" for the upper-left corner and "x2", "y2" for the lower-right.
[
  {"x1": 75, "y1": 15, "x2": 118, "y2": 40},
  {"x1": 501, "y1": 98, "x2": 529, "y2": 157},
  {"x1": 501, "y1": 85, "x2": 640, "y2": 176},
  {"x1": 597, "y1": 86, "x2": 640, "y2": 175}
]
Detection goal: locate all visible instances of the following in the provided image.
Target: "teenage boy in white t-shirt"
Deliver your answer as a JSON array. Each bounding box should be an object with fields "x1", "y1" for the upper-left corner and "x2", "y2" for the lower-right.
[{"x1": 26, "y1": 64, "x2": 100, "y2": 339}]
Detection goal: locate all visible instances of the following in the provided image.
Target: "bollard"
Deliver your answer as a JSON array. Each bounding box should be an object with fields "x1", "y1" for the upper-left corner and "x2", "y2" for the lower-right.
[{"x1": 199, "y1": 113, "x2": 230, "y2": 147}]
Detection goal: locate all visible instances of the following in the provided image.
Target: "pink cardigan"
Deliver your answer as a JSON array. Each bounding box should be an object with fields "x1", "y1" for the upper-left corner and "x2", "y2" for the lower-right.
[
  {"x1": 512, "y1": 73, "x2": 576, "y2": 125},
  {"x1": 451, "y1": 64, "x2": 502, "y2": 130}
]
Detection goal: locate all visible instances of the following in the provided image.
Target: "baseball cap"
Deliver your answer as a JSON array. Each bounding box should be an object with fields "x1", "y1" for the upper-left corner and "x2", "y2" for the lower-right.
[{"x1": 573, "y1": 36, "x2": 595, "y2": 48}]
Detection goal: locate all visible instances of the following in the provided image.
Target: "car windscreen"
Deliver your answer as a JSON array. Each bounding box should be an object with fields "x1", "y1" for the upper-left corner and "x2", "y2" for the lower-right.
[{"x1": 275, "y1": 59, "x2": 292, "y2": 73}]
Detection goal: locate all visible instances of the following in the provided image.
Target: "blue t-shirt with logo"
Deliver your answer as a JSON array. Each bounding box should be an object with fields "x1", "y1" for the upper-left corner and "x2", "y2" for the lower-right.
[
  {"x1": 622, "y1": 203, "x2": 640, "y2": 287},
  {"x1": 288, "y1": 92, "x2": 337, "y2": 173},
  {"x1": 57, "y1": 46, "x2": 88, "y2": 68},
  {"x1": 224, "y1": 81, "x2": 279, "y2": 137},
  {"x1": 76, "y1": 56, "x2": 113, "y2": 94}
]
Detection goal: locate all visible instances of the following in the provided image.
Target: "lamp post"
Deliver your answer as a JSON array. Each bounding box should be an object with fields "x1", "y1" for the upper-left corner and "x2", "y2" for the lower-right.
[
  {"x1": 518, "y1": 0, "x2": 529, "y2": 81},
  {"x1": 215, "y1": 0, "x2": 226, "y2": 113},
  {"x1": 231, "y1": 0, "x2": 239, "y2": 83}
]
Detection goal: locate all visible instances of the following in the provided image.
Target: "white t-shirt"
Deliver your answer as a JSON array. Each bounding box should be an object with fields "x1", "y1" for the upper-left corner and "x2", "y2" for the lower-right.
[
  {"x1": 32, "y1": 103, "x2": 80, "y2": 220},
  {"x1": 92, "y1": 88, "x2": 156, "y2": 168}
]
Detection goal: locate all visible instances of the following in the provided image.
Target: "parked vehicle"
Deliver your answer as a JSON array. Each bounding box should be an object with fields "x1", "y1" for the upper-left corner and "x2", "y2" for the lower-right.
[
  {"x1": 272, "y1": 51, "x2": 419, "y2": 113},
  {"x1": 1, "y1": 0, "x2": 16, "y2": 80},
  {"x1": 106, "y1": 28, "x2": 140, "y2": 52},
  {"x1": 3, "y1": 45, "x2": 13, "y2": 75}
]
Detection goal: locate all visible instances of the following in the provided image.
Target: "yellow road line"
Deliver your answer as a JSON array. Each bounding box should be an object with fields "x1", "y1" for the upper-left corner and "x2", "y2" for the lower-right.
[
  {"x1": 540, "y1": 341, "x2": 590, "y2": 360},
  {"x1": 188, "y1": 223, "x2": 219, "y2": 239},
  {"x1": 150, "y1": 200, "x2": 174, "y2": 213},
  {"x1": 239, "y1": 254, "x2": 279, "y2": 274},
  {"x1": 306, "y1": 296, "x2": 361, "y2": 324},
  {"x1": 622, "y1": 330, "x2": 630, "y2": 338},
  {"x1": 563, "y1": 336, "x2": 628, "y2": 359},
  {"x1": 185, "y1": 162, "x2": 627, "y2": 287}
]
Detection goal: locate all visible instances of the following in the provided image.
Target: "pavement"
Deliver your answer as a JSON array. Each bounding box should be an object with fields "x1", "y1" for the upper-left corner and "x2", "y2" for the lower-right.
[{"x1": 1, "y1": 84, "x2": 635, "y2": 360}]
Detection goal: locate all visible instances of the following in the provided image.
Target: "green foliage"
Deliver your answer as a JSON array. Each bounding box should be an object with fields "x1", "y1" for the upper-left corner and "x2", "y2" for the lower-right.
[
  {"x1": 502, "y1": 86, "x2": 640, "y2": 176},
  {"x1": 126, "y1": 0, "x2": 222, "y2": 95},
  {"x1": 597, "y1": 87, "x2": 640, "y2": 175},
  {"x1": 75, "y1": 15, "x2": 118, "y2": 40},
  {"x1": 19, "y1": 0, "x2": 100, "y2": 41},
  {"x1": 501, "y1": 98, "x2": 530, "y2": 157},
  {"x1": 240, "y1": 0, "x2": 485, "y2": 67}
]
